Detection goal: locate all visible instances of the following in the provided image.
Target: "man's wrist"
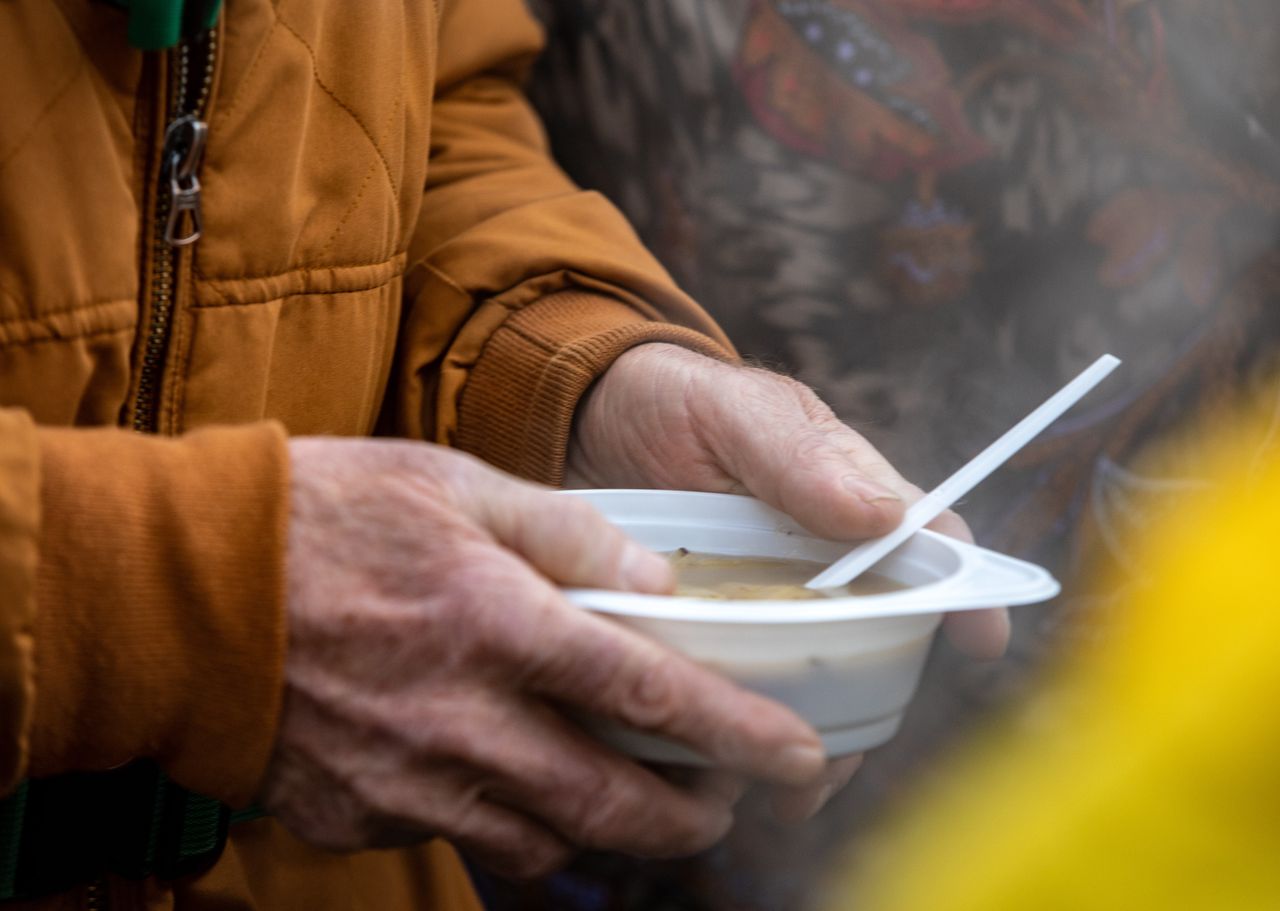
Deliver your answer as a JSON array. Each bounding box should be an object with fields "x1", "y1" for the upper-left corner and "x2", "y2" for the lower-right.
[{"x1": 456, "y1": 291, "x2": 730, "y2": 486}]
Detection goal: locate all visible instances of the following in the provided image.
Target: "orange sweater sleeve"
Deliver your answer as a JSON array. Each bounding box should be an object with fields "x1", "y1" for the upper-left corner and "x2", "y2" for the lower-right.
[
  {"x1": 387, "y1": 0, "x2": 736, "y2": 484},
  {"x1": 7, "y1": 419, "x2": 290, "y2": 808},
  {"x1": 0, "y1": 409, "x2": 40, "y2": 794}
]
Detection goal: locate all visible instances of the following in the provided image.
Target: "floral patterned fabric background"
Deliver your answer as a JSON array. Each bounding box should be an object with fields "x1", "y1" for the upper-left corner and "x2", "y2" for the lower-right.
[{"x1": 476, "y1": 2, "x2": 1280, "y2": 909}]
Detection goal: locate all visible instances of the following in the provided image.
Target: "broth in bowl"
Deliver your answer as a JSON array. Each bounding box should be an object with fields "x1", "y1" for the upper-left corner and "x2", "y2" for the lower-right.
[{"x1": 668, "y1": 549, "x2": 905, "y2": 600}]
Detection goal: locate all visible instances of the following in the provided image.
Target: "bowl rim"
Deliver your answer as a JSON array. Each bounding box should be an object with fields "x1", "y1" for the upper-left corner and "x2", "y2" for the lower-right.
[{"x1": 559, "y1": 489, "x2": 1059, "y2": 623}]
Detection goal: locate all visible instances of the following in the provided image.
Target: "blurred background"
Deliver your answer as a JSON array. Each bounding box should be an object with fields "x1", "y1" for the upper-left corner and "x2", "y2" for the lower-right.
[{"x1": 477, "y1": 2, "x2": 1280, "y2": 908}]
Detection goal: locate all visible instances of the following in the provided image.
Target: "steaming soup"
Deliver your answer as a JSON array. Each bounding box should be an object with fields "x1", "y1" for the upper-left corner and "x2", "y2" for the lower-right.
[{"x1": 668, "y1": 549, "x2": 905, "y2": 600}]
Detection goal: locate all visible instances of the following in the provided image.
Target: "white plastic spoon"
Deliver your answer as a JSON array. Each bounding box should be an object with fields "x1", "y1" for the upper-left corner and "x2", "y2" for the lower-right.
[{"x1": 805, "y1": 354, "x2": 1122, "y2": 591}]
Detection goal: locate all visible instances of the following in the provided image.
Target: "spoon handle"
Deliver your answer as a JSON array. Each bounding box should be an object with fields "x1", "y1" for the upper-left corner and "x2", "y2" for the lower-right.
[{"x1": 805, "y1": 354, "x2": 1122, "y2": 591}]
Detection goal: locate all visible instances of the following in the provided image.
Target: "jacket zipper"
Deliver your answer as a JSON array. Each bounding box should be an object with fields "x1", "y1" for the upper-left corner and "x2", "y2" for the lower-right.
[
  {"x1": 103, "y1": 26, "x2": 218, "y2": 909},
  {"x1": 84, "y1": 877, "x2": 106, "y2": 911},
  {"x1": 132, "y1": 28, "x2": 218, "y2": 433}
]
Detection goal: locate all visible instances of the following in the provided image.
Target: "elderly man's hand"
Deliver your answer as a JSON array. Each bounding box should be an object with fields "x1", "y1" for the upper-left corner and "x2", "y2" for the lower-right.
[
  {"x1": 259, "y1": 438, "x2": 829, "y2": 878},
  {"x1": 568, "y1": 343, "x2": 1012, "y2": 818}
]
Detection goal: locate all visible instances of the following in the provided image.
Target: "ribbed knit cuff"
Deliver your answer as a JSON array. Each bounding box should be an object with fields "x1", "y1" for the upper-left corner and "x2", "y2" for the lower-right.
[
  {"x1": 31, "y1": 422, "x2": 289, "y2": 807},
  {"x1": 455, "y1": 291, "x2": 733, "y2": 485}
]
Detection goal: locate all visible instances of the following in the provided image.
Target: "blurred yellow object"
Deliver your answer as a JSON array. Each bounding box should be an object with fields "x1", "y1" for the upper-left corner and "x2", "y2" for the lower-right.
[{"x1": 820, "y1": 410, "x2": 1280, "y2": 911}]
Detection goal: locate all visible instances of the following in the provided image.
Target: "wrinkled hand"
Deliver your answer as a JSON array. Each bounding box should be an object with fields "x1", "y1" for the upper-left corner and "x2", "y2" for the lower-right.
[
  {"x1": 259, "y1": 438, "x2": 829, "y2": 877},
  {"x1": 568, "y1": 344, "x2": 1012, "y2": 817}
]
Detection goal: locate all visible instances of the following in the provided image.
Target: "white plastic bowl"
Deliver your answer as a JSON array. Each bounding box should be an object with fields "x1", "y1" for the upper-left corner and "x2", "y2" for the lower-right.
[{"x1": 561, "y1": 490, "x2": 1059, "y2": 762}]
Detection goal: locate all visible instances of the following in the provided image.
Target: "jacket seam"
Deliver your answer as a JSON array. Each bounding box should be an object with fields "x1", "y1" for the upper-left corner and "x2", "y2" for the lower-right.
[
  {"x1": 0, "y1": 296, "x2": 138, "y2": 323},
  {"x1": 190, "y1": 260, "x2": 406, "y2": 309},
  {"x1": 49, "y1": 0, "x2": 136, "y2": 137},
  {"x1": 192, "y1": 266, "x2": 236, "y2": 306},
  {"x1": 315, "y1": 158, "x2": 381, "y2": 262},
  {"x1": 192, "y1": 255, "x2": 406, "y2": 284},
  {"x1": 0, "y1": 298, "x2": 135, "y2": 336},
  {"x1": 0, "y1": 56, "x2": 85, "y2": 185},
  {"x1": 0, "y1": 324, "x2": 132, "y2": 351},
  {"x1": 0, "y1": 282, "x2": 25, "y2": 316},
  {"x1": 416, "y1": 261, "x2": 473, "y2": 300},
  {"x1": 272, "y1": 9, "x2": 401, "y2": 203},
  {"x1": 210, "y1": 18, "x2": 279, "y2": 129},
  {"x1": 313, "y1": 61, "x2": 406, "y2": 260},
  {"x1": 190, "y1": 282, "x2": 402, "y2": 309},
  {"x1": 313, "y1": 7, "x2": 409, "y2": 262}
]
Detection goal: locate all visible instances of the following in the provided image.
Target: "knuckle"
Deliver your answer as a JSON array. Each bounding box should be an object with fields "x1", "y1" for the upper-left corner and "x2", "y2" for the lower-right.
[
  {"x1": 694, "y1": 770, "x2": 749, "y2": 805},
  {"x1": 428, "y1": 445, "x2": 488, "y2": 494},
  {"x1": 557, "y1": 494, "x2": 603, "y2": 528},
  {"x1": 507, "y1": 840, "x2": 573, "y2": 880},
  {"x1": 679, "y1": 812, "x2": 732, "y2": 855},
  {"x1": 428, "y1": 553, "x2": 537, "y2": 657},
  {"x1": 615, "y1": 654, "x2": 682, "y2": 732},
  {"x1": 516, "y1": 608, "x2": 604, "y2": 694},
  {"x1": 789, "y1": 380, "x2": 835, "y2": 419},
  {"x1": 571, "y1": 779, "x2": 638, "y2": 847},
  {"x1": 651, "y1": 798, "x2": 731, "y2": 857},
  {"x1": 432, "y1": 784, "x2": 495, "y2": 845},
  {"x1": 900, "y1": 481, "x2": 926, "y2": 503},
  {"x1": 788, "y1": 430, "x2": 845, "y2": 475},
  {"x1": 281, "y1": 808, "x2": 365, "y2": 853},
  {"x1": 745, "y1": 368, "x2": 832, "y2": 421},
  {"x1": 553, "y1": 499, "x2": 627, "y2": 574},
  {"x1": 936, "y1": 508, "x2": 974, "y2": 540},
  {"x1": 548, "y1": 760, "x2": 610, "y2": 838},
  {"x1": 405, "y1": 699, "x2": 490, "y2": 765},
  {"x1": 287, "y1": 784, "x2": 408, "y2": 854},
  {"x1": 564, "y1": 772, "x2": 729, "y2": 857},
  {"x1": 441, "y1": 541, "x2": 518, "y2": 593}
]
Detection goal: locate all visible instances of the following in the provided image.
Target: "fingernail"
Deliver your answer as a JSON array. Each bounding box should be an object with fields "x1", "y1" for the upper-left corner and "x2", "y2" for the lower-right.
[
  {"x1": 988, "y1": 608, "x2": 1013, "y2": 658},
  {"x1": 622, "y1": 546, "x2": 675, "y2": 594},
  {"x1": 779, "y1": 743, "x2": 826, "y2": 782},
  {"x1": 842, "y1": 475, "x2": 902, "y2": 506},
  {"x1": 804, "y1": 783, "x2": 836, "y2": 820}
]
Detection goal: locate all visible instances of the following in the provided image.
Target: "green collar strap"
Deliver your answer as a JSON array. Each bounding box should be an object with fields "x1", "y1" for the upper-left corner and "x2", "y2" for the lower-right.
[{"x1": 105, "y1": 0, "x2": 223, "y2": 50}]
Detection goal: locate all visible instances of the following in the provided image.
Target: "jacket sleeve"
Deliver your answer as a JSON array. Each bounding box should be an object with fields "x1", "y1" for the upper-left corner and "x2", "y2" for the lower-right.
[
  {"x1": 388, "y1": 0, "x2": 736, "y2": 485},
  {"x1": 0, "y1": 409, "x2": 289, "y2": 808},
  {"x1": 0, "y1": 410, "x2": 39, "y2": 794}
]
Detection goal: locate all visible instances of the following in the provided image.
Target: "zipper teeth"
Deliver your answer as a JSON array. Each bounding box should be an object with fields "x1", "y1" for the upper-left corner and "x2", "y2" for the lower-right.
[
  {"x1": 132, "y1": 30, "x2": 217, "y2": 434},
  {"x1": 132, "y1": 203, "x2": 173, "y2": 433},
  {"x1": 185, "y1": 29, "x2": 218, "y2": 117},
  {"x1": 84, "y1": 877, "x2": 106, "y2": 911}
]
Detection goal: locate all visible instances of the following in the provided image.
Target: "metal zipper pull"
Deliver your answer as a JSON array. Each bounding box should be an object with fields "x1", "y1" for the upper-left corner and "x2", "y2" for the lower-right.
[{"x1": 162, "y1": 114, "x2": 208, "y2": 247}]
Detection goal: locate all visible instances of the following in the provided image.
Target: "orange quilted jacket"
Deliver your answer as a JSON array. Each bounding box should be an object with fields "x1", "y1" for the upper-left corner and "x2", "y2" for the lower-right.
[{"x1": 0, "y1": 0, "x2": 729, "y2": 906}]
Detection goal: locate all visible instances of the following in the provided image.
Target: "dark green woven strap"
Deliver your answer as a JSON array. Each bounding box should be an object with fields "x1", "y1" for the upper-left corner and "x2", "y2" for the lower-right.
[
  {"x1": 0, "y1": 781, "x2": 28, "y2": 899},
  {"x1": 102, "y1": 0, "x2": 223, "y2": 49},
  {"x1": 0, "y1": 763, "x2": 261, "y2": 901},
  {"x1": 228, "y1": 805, "x2": 267, "y2": 826}
]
